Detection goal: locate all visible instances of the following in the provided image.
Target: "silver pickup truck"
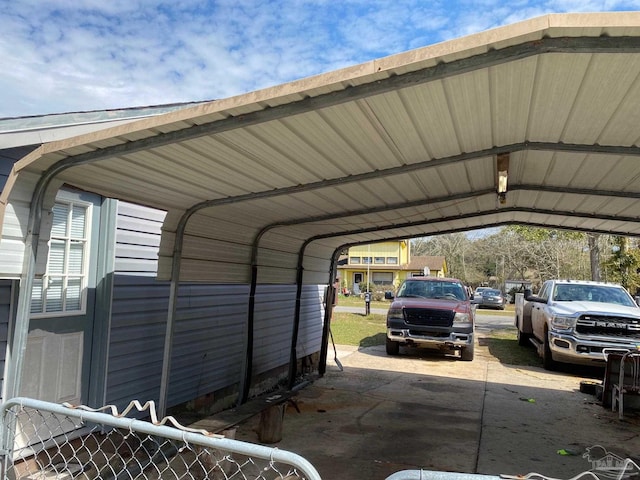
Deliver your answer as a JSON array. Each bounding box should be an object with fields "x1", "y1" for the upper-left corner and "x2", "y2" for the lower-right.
[{"x1": 515, "y1": 280, "x2": 640, "y2": 370}]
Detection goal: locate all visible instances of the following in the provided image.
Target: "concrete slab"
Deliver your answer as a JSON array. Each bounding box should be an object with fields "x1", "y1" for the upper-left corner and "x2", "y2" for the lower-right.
[{"x1": 234, "y1": 342, "x2": 640, "y2": 480}]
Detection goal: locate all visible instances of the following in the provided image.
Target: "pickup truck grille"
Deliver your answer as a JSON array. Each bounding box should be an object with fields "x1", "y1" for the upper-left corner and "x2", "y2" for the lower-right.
[
  {"x1": 404, "y1": 308, "x2": 454, "y2": 327},
  {"x1": 576, "y1": 314, "x2": 640, "y2": 338}
]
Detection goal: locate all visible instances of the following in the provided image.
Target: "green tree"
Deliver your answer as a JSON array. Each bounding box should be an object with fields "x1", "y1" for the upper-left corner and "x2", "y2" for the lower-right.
[
  {"x1": 411, "y1": 233, "x2": 475, "y2": 282},
  {"x1": 411, "y1": 227, "x2": 639, "y2": 293},
  {"x1": 603, "y1": 236, "x2": 640, "y2": 293}
]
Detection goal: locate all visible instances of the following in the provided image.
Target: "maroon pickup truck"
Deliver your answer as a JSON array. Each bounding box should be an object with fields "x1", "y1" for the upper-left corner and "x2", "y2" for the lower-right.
[{"x1": 386, "y1": 277, "x2": 475, "y2": 361}]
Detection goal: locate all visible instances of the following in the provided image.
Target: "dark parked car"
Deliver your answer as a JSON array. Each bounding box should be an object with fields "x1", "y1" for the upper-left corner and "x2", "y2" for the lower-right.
[
  {"x1": 478, "y1": 288, "x2": 505, "y2": 310},
  {"x1": 471, "y1": 286, "x2": 492, "y2": 304}
]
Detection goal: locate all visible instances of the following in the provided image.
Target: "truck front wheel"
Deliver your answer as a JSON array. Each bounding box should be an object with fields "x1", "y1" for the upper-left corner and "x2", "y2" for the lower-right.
[
  {"x1": 386, "y1": 337, "x2": 400, "y2": 355},
  {"x1": 542, "y1": 329, "x2": 558, "y2": 371},
  {"x1": 460, "y1": 342, "x2": 474, "y2": 361}
]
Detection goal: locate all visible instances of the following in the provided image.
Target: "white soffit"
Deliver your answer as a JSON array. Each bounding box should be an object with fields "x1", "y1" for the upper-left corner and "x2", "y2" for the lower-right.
[{"x1": 4, "y1": 12, "x2": 640, "y2": 283}]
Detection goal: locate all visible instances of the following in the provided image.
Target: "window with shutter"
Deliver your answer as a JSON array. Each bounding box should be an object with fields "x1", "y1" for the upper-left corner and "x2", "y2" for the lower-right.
[{"x1": 30, "y1": 201, "x2": 90, "y2": 316}]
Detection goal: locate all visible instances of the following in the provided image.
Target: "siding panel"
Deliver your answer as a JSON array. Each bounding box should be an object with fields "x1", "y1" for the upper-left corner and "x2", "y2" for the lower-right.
[
  {"x1": 252, "y1": 285, "x2": 323, "y2": 376},
  {"x1": 106, "y1": 200, "x2": 324, "y2": 410},
  {"x1": 0, "y1": 280, "x2": 14, "y2": 401},
  {"x1": 0, "y1": 146, "x2": 38, "y2": 192},
  {"x1": 169, "y1": 284, "x2": 248, "y2": 405}
]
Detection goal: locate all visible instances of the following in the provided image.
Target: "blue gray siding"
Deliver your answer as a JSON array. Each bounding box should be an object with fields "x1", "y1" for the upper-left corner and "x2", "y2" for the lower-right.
[
  {"x1": 0, "y1": 146, "x2": 38, "y2": 192},
  {"x1": 106, "y1": 275, "x2": 170, "y2": 406},
  {"x1": 106, "y1": 201, "x2": 324, "y2": 410},
  {"x1": 298, "y1": 285, "x2": 325, "y2": 361},
  {"x1": 253, "y1": 285, "x2": 324, "y2": 375},
  {"x1": 0, "y1": 147, "x2": 19, "y2": 349},
  {"x1": 170, "y1": 284, "x2": 248, "y2": 406},
  {"x1": 0, "y1": 280, "x2": 14, "y2": 401}
]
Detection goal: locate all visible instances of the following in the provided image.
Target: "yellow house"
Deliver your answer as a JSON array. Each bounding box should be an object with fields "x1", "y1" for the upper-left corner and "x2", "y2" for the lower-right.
[{"x1": 337, "y1": 240, "x2": 447, "y2": 294}]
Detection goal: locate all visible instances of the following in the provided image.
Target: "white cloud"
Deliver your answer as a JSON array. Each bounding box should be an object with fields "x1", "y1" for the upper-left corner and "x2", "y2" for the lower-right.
[{"x1": 1, "y1": 0, "x2": 639, "y2": 118}]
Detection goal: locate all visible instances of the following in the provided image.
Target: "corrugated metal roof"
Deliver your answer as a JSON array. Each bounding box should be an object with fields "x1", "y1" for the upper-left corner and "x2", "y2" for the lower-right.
[{"x1": 3, "y1": 12, "x2": 640, "y2": 284}]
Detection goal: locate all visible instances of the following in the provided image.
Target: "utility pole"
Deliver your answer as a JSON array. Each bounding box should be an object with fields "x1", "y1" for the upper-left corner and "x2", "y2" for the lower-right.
[
  {"x1": 367, "y1": 243, "x2": 370, "y2": 294},
  {"x1": 588, "y1": 233, "x2": 601, "y2": 282}
]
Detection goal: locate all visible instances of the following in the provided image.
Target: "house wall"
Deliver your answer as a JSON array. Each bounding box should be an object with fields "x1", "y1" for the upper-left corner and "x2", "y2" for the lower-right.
[
  {"x1": 0, "y1": 148, "x2": 39, "y2": 278},
  {"x1": 0, "y1": 172, "x2": 62, "y2": 279},
  {"x1": 340, "y1": 267, "x2": 400, "y2": 291},
  {"x1": 340, "y1": 242, "x2": 448, "y2": 291},
  {"x1": 0, "y1": 151, "x2": 20, "y2": 285},
  {"x1": 348, "y1": 241, "x2": 408, "y2": 264},
  {"x1": 341, "y1": 241, "x2": 409, "y2": 292},
  {"x1": 253, "y1": 284, "x2": 324, "y2": 375},
  {"x1": 0, "y1": 280, "x2": 14, "y2": 400},
  {"x1": 0, "y1": 153, "x2": 325, "y2": 410},
  {"x1": 106, "y1": 201, "x2": 324, "y2": 411},
  {"x1": 0, "y1": 147, "x2": 38, "y2": 192}
]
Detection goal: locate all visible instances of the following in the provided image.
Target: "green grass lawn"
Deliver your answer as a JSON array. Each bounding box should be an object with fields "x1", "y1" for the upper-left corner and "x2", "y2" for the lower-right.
[{"x1": 330, "y1": 311, "x2": 387, "y2": 347}]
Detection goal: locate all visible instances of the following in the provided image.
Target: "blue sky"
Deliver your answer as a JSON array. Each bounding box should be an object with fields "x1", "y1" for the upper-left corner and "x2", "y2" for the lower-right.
[{"x1": 2, "y1": 0, "x2": 640, "y2": 118}]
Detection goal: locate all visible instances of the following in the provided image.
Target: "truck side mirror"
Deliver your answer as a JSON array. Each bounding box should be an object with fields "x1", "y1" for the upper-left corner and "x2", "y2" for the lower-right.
[{"x1": 524, "y1": 288, "x2": 533, "y2": 301}]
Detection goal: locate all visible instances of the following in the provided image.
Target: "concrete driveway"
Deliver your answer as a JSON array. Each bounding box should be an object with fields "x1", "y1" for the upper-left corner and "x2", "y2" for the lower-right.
[{"x1": 235, "y1": 314, "x2": 640, "y2": 480}]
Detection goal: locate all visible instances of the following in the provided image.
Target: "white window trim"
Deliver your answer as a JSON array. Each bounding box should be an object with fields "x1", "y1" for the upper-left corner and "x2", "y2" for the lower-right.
[{"x1": 30, "y1": 198, "x2": 92, "y2": 318}]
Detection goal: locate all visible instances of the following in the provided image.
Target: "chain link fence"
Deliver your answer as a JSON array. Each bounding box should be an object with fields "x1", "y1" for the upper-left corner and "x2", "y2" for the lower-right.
[{"x1": 0, "y1": 397, "x2": 321, "y2": 480}]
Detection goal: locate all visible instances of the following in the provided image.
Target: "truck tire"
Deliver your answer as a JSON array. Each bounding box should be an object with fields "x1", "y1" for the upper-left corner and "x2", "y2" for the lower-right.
[
  {"x1": 516, "y1": 325, "x2": 530, "y2": 347},
  {"x1": 386, "y1": 337, "x2": 400, "y2": 355},
  {"x1": 542, "y1": 329, "x2": 558, "y2": 371},
  {"x1": 460, "y1": 342, "x2": 474, "y2": 361}
]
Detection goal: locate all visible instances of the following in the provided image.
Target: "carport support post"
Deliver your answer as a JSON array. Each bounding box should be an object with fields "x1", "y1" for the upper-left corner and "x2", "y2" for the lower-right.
[
  {"x1": 241, "y1": 227, "x2": 271, "y2": 405},
  {"x1": 159, "y1": 208, "x2": 194, "y2": 417},
  {"x1": 287, "y1": 245, "x2": 306, "y2": 389},
  {"x1": 241, "y1": 263, "x2": 258, "y2": 404},
  {"x1": 1, "y1": 176, "x2": 51, "y2": 462},
  {"x1": 4, "y1": 163, "x2": 61, "y2": 403},
  {"x1": 319, "y1": 252, "x2": 340, "y2": 376}
]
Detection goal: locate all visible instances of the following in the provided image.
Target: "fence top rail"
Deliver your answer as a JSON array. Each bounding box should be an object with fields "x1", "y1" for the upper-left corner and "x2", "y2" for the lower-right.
[{"x1": 0, "y1": 396, "x2": 322, "y2": 480}]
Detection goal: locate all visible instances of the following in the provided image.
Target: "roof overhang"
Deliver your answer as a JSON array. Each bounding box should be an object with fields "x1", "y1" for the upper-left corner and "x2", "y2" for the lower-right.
[{"x1": 4, "y1": 12, "x2": 640, "y2": 284}]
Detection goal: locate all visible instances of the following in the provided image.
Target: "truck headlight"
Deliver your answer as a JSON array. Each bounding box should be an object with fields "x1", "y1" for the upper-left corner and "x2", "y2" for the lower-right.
[
  {"x1": 387, "y1": 308, "x2": 404, "y2": 321},
  {"x1": 550, "y1": 315, "x2": 576, "y2": 331},
  {"x1": 453, "y1": 312, "x2": 471, "y2": 324}
]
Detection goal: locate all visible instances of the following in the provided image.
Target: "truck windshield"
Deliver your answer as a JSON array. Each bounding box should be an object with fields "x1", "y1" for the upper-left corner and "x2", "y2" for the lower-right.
[
  {"x1": 552, "y1": 284, "x2": 636, "y2": 307},
  {"x1": 398, "y1": 280, "x2": 466, "y2": 300}
]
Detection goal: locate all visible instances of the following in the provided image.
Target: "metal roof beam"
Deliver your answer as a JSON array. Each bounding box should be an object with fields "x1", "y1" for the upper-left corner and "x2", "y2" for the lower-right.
[
  {"x1": 248, "y1": 184, "x2": 640, "y2": 234},
  {"x1": 511, "y1": 184, "x2": 640, "y2": 198},
  {"x1": 182, "y1": 141, "x2": 640, "y2": 213},
  {"x1": 305, "y1": 206, "x2": 640, "y2": 242}
]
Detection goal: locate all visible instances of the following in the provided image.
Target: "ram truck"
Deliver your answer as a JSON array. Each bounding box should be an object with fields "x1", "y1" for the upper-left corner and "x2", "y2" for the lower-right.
[
  {"x1": 386, "y1": 277, "x2": 475, "y2": 361},
  {"x1": 515, "y1": 279, "x2": 640, "y2": 370}
]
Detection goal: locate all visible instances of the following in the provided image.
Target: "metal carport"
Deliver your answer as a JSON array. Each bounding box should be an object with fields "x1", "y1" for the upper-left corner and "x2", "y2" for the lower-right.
[{"x1": 3, "y1": 12, "x2": 640, "y2": 414}]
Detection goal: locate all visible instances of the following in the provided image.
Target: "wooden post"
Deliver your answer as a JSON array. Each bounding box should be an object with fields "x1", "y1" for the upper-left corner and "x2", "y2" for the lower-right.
[{"x1": 258, "y1": 403, "x2": 286, "y2": 443}]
